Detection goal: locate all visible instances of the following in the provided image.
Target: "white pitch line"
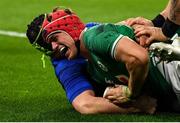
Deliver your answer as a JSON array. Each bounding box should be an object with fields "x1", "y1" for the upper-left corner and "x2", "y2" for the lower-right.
[{"x1": 0, "y1": 30, "x2": 26, "y2": 38}]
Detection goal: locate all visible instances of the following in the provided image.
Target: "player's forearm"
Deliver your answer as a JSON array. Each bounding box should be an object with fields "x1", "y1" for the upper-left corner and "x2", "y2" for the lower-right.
[
  {"x1": 72, "y1": 90, "x2": 140, "y2": 114},
  {"x1": 169, "y1": 0, "x2": 180, "y2": 25},
  {"x1": 160, "y1": 0, "x2": 171, "y2": 19},
  {"x1": 126, "y1": 56, "x2": 149, "y2": 98},
  {"x1": 81, "y1": 97, "x2": 140, "y2": 114},
  {"x1": 114, "y1": 37, "x2": 149, "y2": 98},
  {"x1": 159, "y1": 0, "x2": 180, "y2": 24},
  {"x1": 160, "y1": 0, "x2": 180, "y2": 38}
]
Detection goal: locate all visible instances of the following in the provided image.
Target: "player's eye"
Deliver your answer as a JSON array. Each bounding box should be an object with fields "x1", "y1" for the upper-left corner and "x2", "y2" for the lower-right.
[{"x1": 50, "y1": 36, "x2": 57, "y2": 42}]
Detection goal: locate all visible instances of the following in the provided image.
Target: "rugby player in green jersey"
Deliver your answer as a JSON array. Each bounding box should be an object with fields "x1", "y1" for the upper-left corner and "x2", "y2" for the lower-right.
[{"x1": 26, "y1": 8, "x2": 180, "y2": 113}]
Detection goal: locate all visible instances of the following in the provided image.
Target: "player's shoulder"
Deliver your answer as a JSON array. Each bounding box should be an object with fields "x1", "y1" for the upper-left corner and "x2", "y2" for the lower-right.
[
  {"x1": 86, "y1": 23, "x2": 132, "y2": 33},
  {"x1": 84, "y1": 23, "x2": 116, "y2": 36}
]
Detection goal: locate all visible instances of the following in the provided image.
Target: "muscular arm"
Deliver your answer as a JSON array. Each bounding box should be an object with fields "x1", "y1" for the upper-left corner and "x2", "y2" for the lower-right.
[
  {"x1": 72, "y1": 90, "x2": 140, "y2": 114},
  {"x1": 52, "y1": 57, "x2": 140, "y2": 114},
  {"x1": 114, "y1": 36, "x2": 149, "y2": 98}
]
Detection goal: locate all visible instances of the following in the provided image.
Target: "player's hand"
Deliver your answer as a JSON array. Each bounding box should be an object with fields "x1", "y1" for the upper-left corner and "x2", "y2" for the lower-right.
[
  {"x1": 103, "y1": 85, "x2": 131, "y2": 104},
  {"x1": 136, "y1": 34, "x2": 149, "y2": 48},
  {"x1": 134, "y1": 26, "x2": 168, "y2": 46},
  {"x1": 103, "y1": 85, "x2": 157, "y2": 114},
  {"x1": 125, "y1": 17, "x2": 154, "y2": 27}
]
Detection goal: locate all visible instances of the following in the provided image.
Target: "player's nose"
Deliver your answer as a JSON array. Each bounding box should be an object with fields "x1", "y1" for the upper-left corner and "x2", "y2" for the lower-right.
[{"x1": 51, "y1": 42, "x2": 59, "y2": 50}]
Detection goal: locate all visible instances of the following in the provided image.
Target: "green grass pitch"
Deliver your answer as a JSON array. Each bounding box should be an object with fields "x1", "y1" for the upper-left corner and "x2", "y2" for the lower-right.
[{"x1": 0, "y1": 0, "x2": 180, "y2": 121}]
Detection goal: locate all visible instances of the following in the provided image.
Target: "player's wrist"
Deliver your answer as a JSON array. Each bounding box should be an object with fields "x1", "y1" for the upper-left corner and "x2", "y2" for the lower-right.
[
  {"x1": 151, "y1": 14, "x2": 165, "y2": 27},
  {"x1": 121, "y1": 85, "x2": 131, "y2": 98}
]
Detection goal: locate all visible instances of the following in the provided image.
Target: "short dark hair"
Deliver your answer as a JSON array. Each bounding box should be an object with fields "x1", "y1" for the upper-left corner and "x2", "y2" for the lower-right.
[{"x1": 26, "y1": 14, "x2": 52, "y2": 52}]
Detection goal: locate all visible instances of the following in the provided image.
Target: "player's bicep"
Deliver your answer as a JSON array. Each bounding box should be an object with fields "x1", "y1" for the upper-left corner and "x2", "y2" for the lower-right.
[{"x1": 114, "y1": 36, "x2": 147, "y2": 63}]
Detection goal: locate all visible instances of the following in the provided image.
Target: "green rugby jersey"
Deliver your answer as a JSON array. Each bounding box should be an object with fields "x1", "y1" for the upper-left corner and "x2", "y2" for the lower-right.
[
  {"x1": 83, "y1": 24, "x2": 135, "y2": 85},
  {"x1": 83, "y1": 24, "x2": 176, "y2": 101}
]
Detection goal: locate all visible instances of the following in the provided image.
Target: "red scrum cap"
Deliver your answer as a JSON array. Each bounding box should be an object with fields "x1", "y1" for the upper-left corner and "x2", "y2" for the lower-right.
[{"x1": 42, "y1": 8, "x2": 85, "y2": 42}]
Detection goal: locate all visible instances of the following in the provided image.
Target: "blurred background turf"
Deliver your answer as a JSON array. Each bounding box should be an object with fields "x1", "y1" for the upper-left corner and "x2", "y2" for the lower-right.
[{"x1": 1, "y1": 0, "x2": 180, "y2": 122}]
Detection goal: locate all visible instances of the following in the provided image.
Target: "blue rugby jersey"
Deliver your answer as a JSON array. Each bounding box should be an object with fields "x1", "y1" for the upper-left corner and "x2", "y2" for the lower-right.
[{"x1": 51, "y1": 56, "x2": 93, "y2": 103}]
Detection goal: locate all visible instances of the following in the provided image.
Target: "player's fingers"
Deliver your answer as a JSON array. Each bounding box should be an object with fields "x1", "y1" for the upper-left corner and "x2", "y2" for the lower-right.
[
  {"x1": 135, "y1": 30, "x2": 147, "y2": 37},
  {"x1": 103, "y1": 87, "x2": 114, "y2": 98},
  {"x1": 140, "y1": 35, "x2": 150, "y2": 48},
  {"x1": 139, "y1": 39, "x2": 146, "y2": 47},
  {"x1": 135, "y1": 29, "x2": 152, "y2": 37},
  {"x1": 127, "y1": 17, "x2": 146, "y2": 26},
  {"x1": 134, "y1": 26, "x2": 146, "y2": 34},
  {"x1": 135, "y1": 17, "x2": 146, "y2": 25},
  {"x1": 106, "y1": 95, "x2": 117, "y2": 100},
  {"x1": 136, "y1": 37, "x2": 140, "y2": 44},
  {"x1": 126, "y1": 18, "x2": 141, "y2": 26},
  {"x1": 133, "y1": 25, "x2": 144, "y2": 31},
  {"x1": 125, "y1": 18, "x2": 134, "y2": 25},
  {"x1": 145, "y1": 37, "x2": 154, "y2": 46},
  {"x1": 105, "y1": 88, "x2": 122, "y2": 98}
]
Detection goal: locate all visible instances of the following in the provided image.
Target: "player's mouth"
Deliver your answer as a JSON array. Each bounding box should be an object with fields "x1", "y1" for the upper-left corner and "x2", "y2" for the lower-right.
[{"x1": 58, "y1": 45, "x2": 68, "y2": 58}]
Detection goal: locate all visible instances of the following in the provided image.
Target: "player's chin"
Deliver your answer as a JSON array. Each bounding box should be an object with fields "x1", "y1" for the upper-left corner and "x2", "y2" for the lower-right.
[
  {"x1": 67, "y1": 52, "x2": 77, "y2": 60},
  {"x1": 66, "y1": 49, "x2": 78, "y2": 60}
]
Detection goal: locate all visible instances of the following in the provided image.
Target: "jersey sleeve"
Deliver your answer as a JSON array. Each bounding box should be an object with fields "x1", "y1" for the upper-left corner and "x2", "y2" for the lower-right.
[
  {"x1": 83, "y1": 24, "x2": 135, "y2": 59},
  {"x1": 51, "y1": 57, "x2": 93, "y2": 103}
]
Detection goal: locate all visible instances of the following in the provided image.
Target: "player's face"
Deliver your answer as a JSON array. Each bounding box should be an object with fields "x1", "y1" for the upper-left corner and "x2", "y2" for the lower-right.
[{"x1": 47, "y1": 32, "x2": 78, "y2": 60}]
